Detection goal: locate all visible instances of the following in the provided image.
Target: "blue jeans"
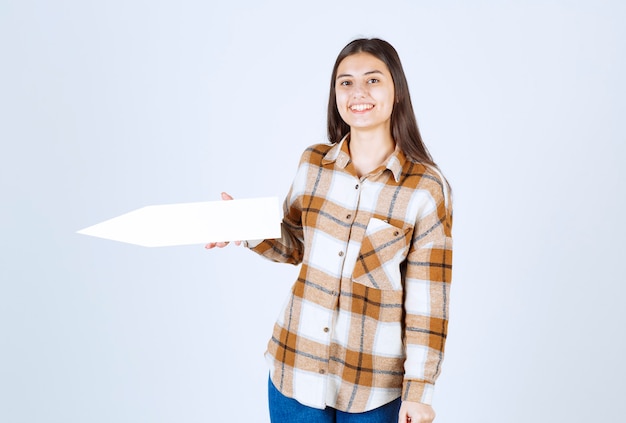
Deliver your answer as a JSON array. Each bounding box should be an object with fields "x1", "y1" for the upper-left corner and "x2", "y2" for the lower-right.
[{"x1": 268, "y1": 378, "x2": 401, "y2": 422}]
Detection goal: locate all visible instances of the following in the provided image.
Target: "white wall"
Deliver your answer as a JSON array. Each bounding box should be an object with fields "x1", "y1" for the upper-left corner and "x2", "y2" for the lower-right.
[{"x1": 1, "y1": 1, "x2": 624, "y2": 422}]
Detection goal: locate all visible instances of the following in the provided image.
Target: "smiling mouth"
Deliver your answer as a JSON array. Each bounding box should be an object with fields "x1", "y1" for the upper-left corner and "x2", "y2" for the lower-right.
[{"x1": 350, "y1": 104, "x2": 374, "y2": 112}]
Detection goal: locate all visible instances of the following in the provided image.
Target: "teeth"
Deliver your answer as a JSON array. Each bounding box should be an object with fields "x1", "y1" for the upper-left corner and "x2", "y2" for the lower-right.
[{"x1": 350, "y1": 104, "x2": 373, "y2": 111}]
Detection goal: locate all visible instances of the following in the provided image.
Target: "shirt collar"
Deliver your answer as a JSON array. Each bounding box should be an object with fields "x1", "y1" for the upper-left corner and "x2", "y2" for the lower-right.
[{"x1": 322, "y1": 134, "x2": 406, "y2": 183}]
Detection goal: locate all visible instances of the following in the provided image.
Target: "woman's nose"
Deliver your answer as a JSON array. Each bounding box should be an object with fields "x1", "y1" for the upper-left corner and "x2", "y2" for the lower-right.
[{"x1": 352, "y1": 82, "x2": 367, "y2": 98}]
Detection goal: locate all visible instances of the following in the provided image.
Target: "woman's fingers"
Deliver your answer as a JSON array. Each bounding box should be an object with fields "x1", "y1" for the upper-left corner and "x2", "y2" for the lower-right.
[
  {"x1": 204, "y1": 192, "x2": 236, "y2": 249},
  {"x1": 205, "y1": 241, "x2": 229, "y2": 249},
  {"x1": 398, "y1": 402, "x2": 435, "y2": 423},
  {"x1": 221, "y1": 192, "x2": 242, "y2": 245}
]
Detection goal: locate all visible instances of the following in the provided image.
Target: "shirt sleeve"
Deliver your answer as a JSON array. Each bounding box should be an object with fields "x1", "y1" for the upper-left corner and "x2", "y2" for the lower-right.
[
  {"x1": 401, "y1": 174, "x2": 453, "y2": 405},
  {"x1": 246, "y1": 151, "x2": 309, "y2": 265}
]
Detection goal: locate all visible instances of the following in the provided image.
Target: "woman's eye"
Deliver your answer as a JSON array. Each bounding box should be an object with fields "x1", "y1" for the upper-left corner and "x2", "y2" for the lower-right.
[
  {"x1": 339, "y1": 80, "x2": 352, "y2": 86},
  {"x1": 368, "y1": 78, "x2": 379, "y2": 84}
]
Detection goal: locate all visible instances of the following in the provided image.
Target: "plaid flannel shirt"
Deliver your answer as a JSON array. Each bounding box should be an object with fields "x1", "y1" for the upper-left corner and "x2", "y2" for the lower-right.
[{"x1": 249, "y1": 136, "x2": 453, "y2": 412}]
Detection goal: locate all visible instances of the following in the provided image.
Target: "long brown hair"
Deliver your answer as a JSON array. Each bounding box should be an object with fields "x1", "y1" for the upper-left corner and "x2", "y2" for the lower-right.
[{"x1": 327, "y1": 38, "x2": 436, "y2": 167}]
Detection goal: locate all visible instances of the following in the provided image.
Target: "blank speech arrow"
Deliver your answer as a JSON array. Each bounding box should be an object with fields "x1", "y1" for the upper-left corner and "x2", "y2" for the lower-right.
[{"x1": 77, "y1": 197, "x2": 282, "y2": 247}]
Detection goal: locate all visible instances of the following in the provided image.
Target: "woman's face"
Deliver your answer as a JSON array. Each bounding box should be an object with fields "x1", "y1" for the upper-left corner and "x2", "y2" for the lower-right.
[{"x1": 335, "y1": 52, "x2": 395, "y2": 134}]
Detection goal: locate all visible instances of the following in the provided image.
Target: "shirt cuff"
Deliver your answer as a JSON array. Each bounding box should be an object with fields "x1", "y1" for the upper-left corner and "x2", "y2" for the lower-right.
[
  {"x1": 402, "y1": 380, "x2": 435, "y2": 405},
  {"x1": 243, "y1": 239, "x2": 264, "y2": 249}
]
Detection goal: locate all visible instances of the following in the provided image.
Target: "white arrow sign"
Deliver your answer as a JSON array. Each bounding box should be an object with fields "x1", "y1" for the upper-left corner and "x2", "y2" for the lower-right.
[{"x1": 77, "y1": 197, "x2": 282, "y2": 247}]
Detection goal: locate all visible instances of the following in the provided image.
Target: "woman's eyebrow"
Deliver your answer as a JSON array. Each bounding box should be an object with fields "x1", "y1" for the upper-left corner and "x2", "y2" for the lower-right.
[{"x1": 336, "y1": 70, "x2": 384, "y2": 79}]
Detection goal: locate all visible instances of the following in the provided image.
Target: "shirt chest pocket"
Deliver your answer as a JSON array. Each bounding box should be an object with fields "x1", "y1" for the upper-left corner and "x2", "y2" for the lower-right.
[{"x1": 351, "y1": 218, "x2": 411, "y2": 291}]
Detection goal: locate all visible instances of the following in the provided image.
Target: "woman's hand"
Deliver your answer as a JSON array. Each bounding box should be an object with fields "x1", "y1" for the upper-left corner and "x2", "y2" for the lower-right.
[
  {"x1": 204, "y1": 192, "x2": 241, "y2": 249},
  {"x1": 398, "y1": 401, "x2": 435, "y2": 423}
]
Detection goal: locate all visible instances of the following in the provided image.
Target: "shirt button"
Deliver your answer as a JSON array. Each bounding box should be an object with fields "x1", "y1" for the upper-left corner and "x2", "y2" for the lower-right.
[
  {"x1": 319, "y1": 369, "x2": 326, "y2": 374},
  {"x1": 355, "y1": 184, "x2": 359, "y2": 190},
  {"x1": 323, "y1": 327, "x2": 329, "y2": 333},
  {"x1": 338, "y1": 251, "x2": 344, "y2": 257}
]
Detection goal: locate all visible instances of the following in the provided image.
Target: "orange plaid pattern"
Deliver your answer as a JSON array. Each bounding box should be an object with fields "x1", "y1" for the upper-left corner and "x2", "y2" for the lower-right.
[{"x1": 250, "y1": 136, "x2": 453, "y2": 412}]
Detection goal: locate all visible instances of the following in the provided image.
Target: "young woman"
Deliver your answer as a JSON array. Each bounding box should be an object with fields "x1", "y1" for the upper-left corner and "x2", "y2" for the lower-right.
[{"x1": 207, "y1": 38, "x2": 453, "y2": 423}]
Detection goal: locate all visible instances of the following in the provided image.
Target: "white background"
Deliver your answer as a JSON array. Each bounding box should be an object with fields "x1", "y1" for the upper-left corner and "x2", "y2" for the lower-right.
[{"x1": 1, "y1": 1, "x2": 625, "y2": 422}]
